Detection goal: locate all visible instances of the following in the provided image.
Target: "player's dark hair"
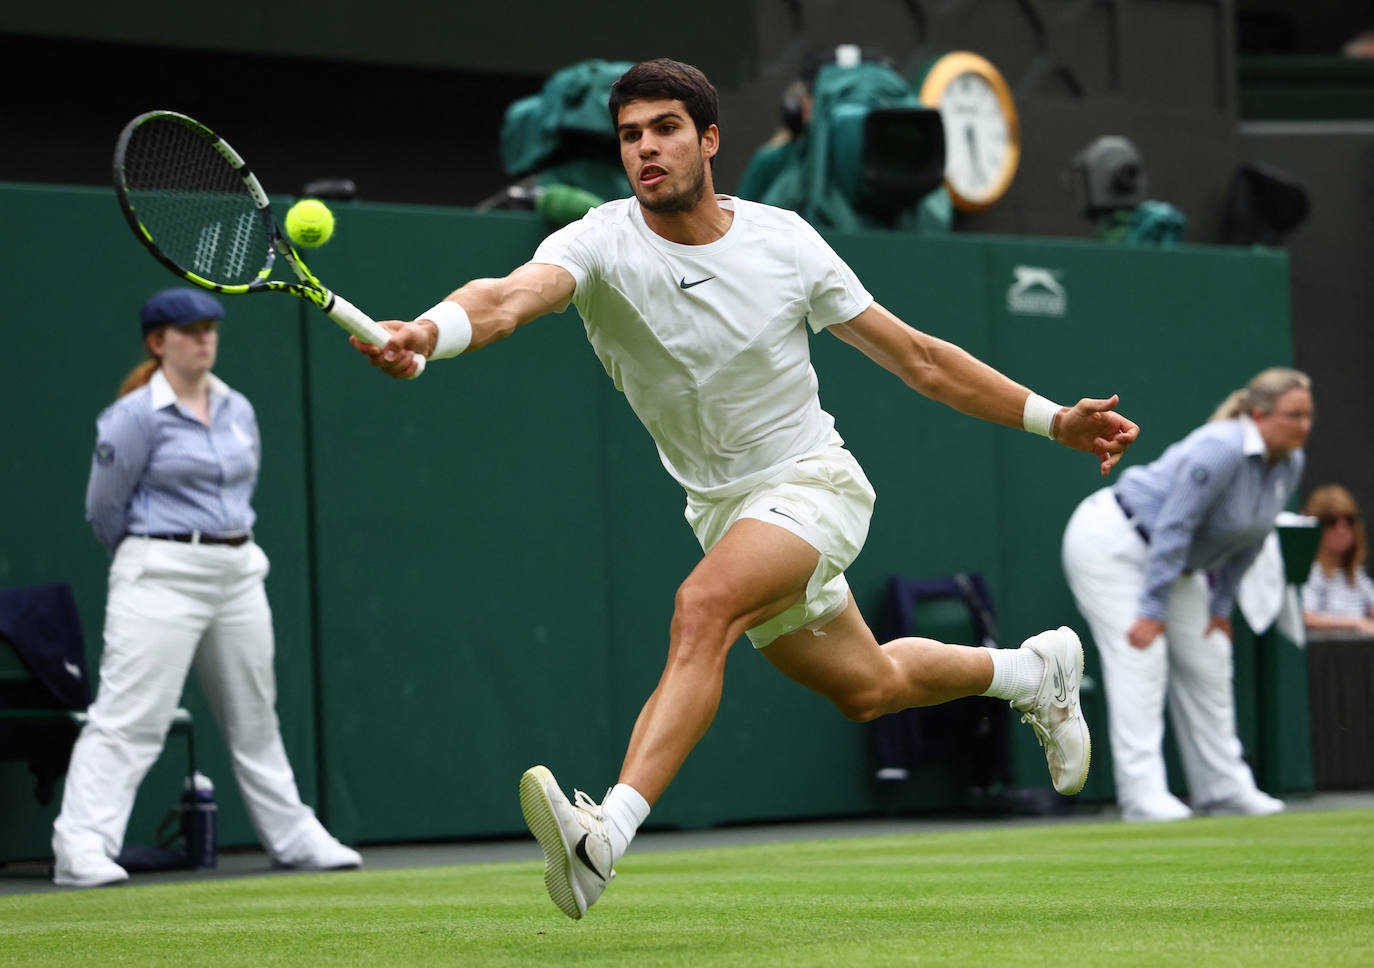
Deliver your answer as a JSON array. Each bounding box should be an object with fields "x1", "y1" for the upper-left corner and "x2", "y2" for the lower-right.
[{"x1": 609, "y1": 58, "x2": 720, "y2": 140}]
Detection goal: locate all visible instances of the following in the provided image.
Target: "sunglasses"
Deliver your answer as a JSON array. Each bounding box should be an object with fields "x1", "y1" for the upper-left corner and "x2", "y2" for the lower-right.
[{"x1": 1320, "y1": 514, "x2": 1359, "y2": 527}]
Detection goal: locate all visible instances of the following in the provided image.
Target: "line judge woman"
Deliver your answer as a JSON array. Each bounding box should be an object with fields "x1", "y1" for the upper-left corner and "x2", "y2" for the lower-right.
[
  {"x1": 52, "y1": 288, "x2": 361, "y2": 887},
  {"x1": 1061, "y1": 367, "x2": 1311, "y2": 822}
]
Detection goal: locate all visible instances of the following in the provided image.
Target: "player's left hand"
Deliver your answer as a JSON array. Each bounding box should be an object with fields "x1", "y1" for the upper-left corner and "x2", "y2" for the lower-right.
[{"x1": 1055, "y1": 394, "x2": 1139, "y2": 476}]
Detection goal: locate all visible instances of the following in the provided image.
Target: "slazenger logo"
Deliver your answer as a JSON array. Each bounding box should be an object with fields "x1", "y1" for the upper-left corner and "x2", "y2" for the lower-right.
[{"x1": 1006, "y1": 265, "x2": 1067, "y2": 317}]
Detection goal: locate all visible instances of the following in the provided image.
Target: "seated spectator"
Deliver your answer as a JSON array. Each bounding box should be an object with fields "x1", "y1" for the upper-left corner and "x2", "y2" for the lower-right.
[{"x1": 1301, "y1": 484, "x2": 1374, "y2": 634}]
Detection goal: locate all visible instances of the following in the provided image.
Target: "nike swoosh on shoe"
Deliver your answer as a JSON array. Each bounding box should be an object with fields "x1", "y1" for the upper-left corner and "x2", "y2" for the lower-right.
[{"x1": 574, "y1": 833, "x2": 608, "y2": 881}]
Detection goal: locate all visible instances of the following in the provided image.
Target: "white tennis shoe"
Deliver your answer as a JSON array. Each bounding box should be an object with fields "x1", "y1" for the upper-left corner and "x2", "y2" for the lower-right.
[
  {"x1": 1199, "y1": 789, "x2": 1285, "y2": 817},
  {"x1": 1014, "y1": 626, "x2": 1092, "y2": 796},
  {"x1": 1122, "y1": 792, "x2": 1193, "y2": 822},
  {"x1": 53, "y1": 852, "x2": 129, "y2": 888},
  {"x1": 276, "y1": 836, "x2": 362, "y2": 871},
  {"x1": 519, "y1": 765, "x2": 615, "y2": 919}
]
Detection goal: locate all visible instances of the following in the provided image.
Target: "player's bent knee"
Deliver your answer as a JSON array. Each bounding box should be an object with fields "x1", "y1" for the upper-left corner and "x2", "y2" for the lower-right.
[{"x1": 672, "y1": 580, "x2": 734, "y2": 637}]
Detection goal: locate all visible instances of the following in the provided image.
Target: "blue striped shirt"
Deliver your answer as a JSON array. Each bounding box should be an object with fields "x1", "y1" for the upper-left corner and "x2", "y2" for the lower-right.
[
  {"x1": 1114, "y1": 415, "x2": 1305, "y2": 621},
  {"x1": 85, "y1": 369, "x2": 259, "y2": 555}
]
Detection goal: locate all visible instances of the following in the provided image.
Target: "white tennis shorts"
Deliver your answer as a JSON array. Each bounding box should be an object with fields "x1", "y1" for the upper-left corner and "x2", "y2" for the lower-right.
[{"x1": 684, "y1": 443, "x2": 876, "y2": 648}]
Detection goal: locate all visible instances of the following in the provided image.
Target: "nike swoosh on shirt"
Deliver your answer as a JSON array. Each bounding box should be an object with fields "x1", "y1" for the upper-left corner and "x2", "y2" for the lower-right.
[{"x1": 679, "y1": 275, "x2": 715, "y2": 289}]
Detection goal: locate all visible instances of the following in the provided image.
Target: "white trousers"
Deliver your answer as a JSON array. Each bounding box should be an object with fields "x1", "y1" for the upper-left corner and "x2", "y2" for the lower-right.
[
  {"x1": 53, "y1": 537, "x2": 327, "y2": 864},
  {"x1": 1061, "y1": 488, "x2": 1265, "y2": 813}
]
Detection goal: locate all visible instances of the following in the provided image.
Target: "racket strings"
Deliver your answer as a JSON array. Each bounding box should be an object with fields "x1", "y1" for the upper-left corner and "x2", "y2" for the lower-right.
[{"x1": 121, "y1": 117, "x2": 272, "y2": 286}]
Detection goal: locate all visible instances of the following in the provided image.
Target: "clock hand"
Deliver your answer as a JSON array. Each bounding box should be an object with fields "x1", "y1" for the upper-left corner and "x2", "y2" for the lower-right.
[{"x1": 965, "y1": 126, "x2": 986, "y2": 184}]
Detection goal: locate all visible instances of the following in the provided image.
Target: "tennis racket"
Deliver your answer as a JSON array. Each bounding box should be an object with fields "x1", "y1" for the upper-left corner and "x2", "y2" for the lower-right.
[{"x1": 113, "y1": 110, "x2": 424, "y2": 376}]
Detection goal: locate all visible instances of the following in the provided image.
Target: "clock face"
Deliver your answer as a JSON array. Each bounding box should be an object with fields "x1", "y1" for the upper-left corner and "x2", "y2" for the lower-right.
[
  {"x1": 939, "y1": 72, "x2": 1014, "y2": 205},
  {"x1": 918, "y1": 52, "x2": 1021, "y2": 212}
]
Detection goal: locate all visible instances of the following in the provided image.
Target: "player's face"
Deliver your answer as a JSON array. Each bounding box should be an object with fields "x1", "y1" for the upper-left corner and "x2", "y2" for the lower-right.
[
  {"x1": 1253, "y1": 386, "x2": 1313, "y2": 459},
  {"x1": 616, "y1": 98, "x2": 718, "y2": 214},
  {"x1": 154, "y1": 318, "x2": 219, "y2": 375}
]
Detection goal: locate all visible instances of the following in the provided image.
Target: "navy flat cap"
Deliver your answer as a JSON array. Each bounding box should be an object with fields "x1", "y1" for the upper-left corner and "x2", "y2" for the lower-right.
[{"x1": 140, "y1": 288, "x2": 225, "y2": 337}]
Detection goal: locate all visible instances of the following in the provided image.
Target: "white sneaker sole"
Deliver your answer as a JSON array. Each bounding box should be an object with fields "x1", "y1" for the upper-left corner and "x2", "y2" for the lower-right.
[
  {"x1": 519, "y1": 766, "x2": 583, "y2": 919},
  {"x1": 1058, "y1": 627, "x2": 1091, "y2": 796}
]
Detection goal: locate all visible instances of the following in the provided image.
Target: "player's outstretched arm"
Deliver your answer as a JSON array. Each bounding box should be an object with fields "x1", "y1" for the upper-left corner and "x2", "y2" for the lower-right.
[
  {"x1": 351, "y1": 262, "x2": 577, "y2": 379},
  {"x1": 829, "y1": 301, "x2": 1139, "y2": 475}
]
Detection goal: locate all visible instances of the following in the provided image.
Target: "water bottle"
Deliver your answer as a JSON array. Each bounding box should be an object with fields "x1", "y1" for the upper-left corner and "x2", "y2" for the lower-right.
[{"x1": 182, "y1": 771, "x2": 218, "y2": 868}]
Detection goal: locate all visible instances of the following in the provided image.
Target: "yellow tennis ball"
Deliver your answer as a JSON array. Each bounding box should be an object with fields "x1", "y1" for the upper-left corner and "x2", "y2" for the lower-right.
[{"x1": 284, "y1": 198, "x2": 335, "y2": 248}]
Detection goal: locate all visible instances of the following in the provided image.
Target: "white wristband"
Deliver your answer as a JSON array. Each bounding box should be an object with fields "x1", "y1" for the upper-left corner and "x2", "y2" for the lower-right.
[
  {"x1": 418, "y1": 300, "x2": 472, "y2": 359},
  {"x1": 1023, "y1": 392, "x2": 1063, "y2": 440}
]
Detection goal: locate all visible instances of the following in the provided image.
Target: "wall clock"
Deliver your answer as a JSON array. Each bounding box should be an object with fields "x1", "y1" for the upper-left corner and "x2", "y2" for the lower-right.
[{"x1": 917, "y1": 52, "x2": 1021, "y2": 212}]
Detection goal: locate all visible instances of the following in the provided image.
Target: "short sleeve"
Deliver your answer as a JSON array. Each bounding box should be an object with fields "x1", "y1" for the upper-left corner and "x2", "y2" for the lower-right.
[
  {"x1": 788, "y1": 214, "x2": 873, "y2": 332},
  {"x1": 530, "y1": 216, "x2": 600, "y2": 295}
]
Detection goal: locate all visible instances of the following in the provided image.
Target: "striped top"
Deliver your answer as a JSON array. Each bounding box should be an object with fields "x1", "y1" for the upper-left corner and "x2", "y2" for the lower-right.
[
  {"x1": 1113, "y1": 415, "x2": 1305, "y2": 621},
  {"x1": 85, "y1": 369, "x2": 259, "y2": 555},
  {"x1": 1302, "y1": 562, "x2": 1374, "y2": 618}
]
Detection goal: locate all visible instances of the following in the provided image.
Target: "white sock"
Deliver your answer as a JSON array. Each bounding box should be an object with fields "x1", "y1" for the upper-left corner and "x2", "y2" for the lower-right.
[
  {"x1": 981, "y1": 646, "x2": 1045, "y2": 705},
  {"x1": 600, "y1": 783, "x2": 650, "y2": 864}
]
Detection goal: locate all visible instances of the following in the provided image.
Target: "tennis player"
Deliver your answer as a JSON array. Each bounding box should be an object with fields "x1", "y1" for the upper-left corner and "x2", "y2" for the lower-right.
[{"x1": 354, "y1": 58, "x2": 1139, "y2": 919}]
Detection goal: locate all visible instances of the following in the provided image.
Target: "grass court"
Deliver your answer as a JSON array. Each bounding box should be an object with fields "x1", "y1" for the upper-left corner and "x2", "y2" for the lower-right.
[{"x1": 2, "y1": 807, "x2": 1370, "y2": 967}]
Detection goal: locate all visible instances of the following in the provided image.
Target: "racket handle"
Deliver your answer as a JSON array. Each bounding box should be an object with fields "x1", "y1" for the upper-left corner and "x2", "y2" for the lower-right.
[{"x1": 325, "y1": 293, "x2": 427, "y2": 379}]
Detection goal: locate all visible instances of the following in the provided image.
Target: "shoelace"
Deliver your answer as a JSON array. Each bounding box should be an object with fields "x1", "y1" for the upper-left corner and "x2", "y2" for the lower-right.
[
  {"x1": 1019, "y1": 709, "x2": 1050, "y2": 750},
  {"x1": 572, "y1": 789, "x2": 603, "y2": 819}
]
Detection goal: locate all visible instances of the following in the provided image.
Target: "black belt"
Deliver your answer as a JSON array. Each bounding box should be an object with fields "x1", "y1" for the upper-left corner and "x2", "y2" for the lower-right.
[
  {"x1": 144, "y1": 532, "x2": 251, "y2": 547},
  {"x1": 1113, "y1": 492, "x2": 1151, "y2": 544}
]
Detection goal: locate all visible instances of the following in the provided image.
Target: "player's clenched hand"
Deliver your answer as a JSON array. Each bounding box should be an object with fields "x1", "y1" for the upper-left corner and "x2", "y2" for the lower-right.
[
  {"x1": 349, "y1": 320, "x2": 434, "y2": 379},
  {"x1": 1055, "y1": 394, "x2": 1140, "y2": 476}
]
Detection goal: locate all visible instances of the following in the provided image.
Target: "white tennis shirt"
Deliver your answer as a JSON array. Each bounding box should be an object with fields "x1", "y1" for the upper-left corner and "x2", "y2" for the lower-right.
[{"x1": 531, "y1": 195, "x2": 873, "y2": 498}]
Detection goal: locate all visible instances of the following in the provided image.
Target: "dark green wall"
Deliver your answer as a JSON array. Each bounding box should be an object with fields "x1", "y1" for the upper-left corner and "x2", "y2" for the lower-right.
[{"x1": 0, "y1": 184, "x2": 1295, "y2": 860}]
